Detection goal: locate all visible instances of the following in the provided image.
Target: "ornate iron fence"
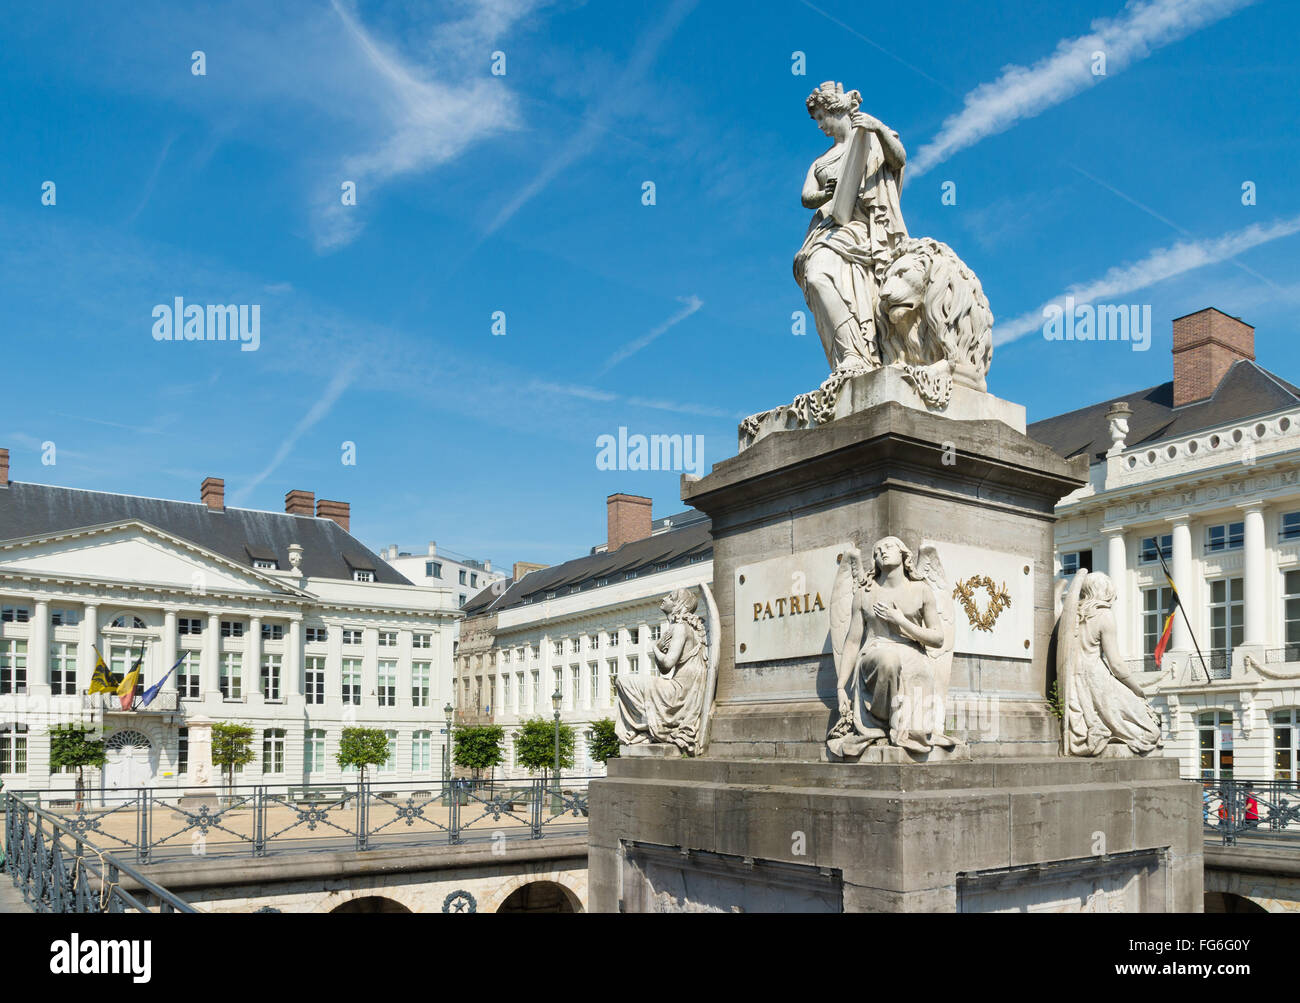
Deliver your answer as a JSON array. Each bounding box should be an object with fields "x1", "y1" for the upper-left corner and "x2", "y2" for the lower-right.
[
  {"x1": 1191, "y1": 777, "x2": 1300, "y2": 846},
  {"x1": 4, "y1": 791, "x2": 195, "y2": 913},
  {"x1": 8, "y1": 776, "x2": 594, "y2": 864}
]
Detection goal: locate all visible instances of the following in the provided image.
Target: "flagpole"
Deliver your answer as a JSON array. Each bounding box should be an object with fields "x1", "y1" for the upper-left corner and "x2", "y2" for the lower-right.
[{"x1": 1157, "y1": 547, "x2": 1211, "y2": 685}]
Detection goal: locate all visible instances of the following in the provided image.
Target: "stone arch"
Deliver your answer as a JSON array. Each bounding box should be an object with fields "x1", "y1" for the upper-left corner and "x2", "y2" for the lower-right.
[
  {"x1": 1204, "y1": 891, "x2": 1268, "y2": 914},
  {"x1": 495, "y1": 880, "x2": 583, "y2": 914},
  {"x1": 329, "y1": 895, "x2": 412, "y2": 914}
]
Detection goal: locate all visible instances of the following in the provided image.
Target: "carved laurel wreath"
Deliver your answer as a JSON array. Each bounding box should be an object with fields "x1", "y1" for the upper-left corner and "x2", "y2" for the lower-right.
[{"x1": 952, "y1": 575, "x2": 1011, "y2": 633}]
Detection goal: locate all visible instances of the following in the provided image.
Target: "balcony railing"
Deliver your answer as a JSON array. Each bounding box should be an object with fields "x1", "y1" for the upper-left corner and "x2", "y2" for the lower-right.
[
  {"x1": 82, "y1": 690, "x2": 178, "y2": 712},
  {"x1": 1191, "y1": 777, "x2": 1300, "y2": 846},
  {"x1": 1266, "y1": 645, "x2": 1300, "y2": 665}
]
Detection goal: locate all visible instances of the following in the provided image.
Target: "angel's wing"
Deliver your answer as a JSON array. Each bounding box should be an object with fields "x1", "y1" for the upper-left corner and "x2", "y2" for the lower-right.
[
  {"x1": 918, "y1": 544, "x2": 955, "y2": 660},
  {"x1": 696, "y1": 581, "x2": 724, "y2": 755},
  {"x1": 1056, "y1": 569, "x2": 1088, "y2": 754},
  {"x1": 830, "y1": 545, "x2": 860, "y2": 669}
]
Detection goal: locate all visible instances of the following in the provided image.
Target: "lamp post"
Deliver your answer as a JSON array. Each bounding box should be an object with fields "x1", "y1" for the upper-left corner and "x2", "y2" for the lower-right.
[
  {"x1": 551, "y1": 687, "x2": 562, "y2": 814},
  {"x1": 444, "y1": 702, "x2": 453, "y2": 806}
]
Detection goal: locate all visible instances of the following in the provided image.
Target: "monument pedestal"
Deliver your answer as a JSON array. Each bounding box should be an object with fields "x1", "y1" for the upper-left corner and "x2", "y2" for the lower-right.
[{"x1": 589, "y1": 756, "x2": 1202, "y2": 912}]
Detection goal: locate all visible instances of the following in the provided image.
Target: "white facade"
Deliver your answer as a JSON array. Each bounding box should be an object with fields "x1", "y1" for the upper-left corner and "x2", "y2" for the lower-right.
[
  {"x1": 382, "y1": 543, "x2": 506, "y2": 610},
  {"x1": 1051, "y1": 403, "x2": 1300, "y2": 782},
  {"x1": 0, "y1": 518, "x2": 461, "y2": 795}
]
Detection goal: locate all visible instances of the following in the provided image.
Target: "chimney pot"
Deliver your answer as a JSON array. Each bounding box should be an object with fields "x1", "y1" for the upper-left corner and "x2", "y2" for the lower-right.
[
  {"x1": 1171, "y1": 308, "x2": 1255, "y2": 407},
  {"x1": 428, "y1": 541, "x2": 437, "y2": 556},
  {"x1": 606, "y1": 493, "x2": 653, "y2": 552},
  {"x1": 316, "y1": 499, "x2": 351, "y2": 532},
  {"x1": 201, "y1": 477, "x2": 225, "y2": 512},
  {"x1": 0, "y1": 447, "x2": 8, "y2": 488},
  {"x1": 285, "y1": 489, "x2": 315, "y2": 516}
]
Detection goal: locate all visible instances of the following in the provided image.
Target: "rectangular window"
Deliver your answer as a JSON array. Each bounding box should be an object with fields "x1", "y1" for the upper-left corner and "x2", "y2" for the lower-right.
[
  {"x1": 608, "y1": 631, "x2": 619, "y2": 648},
  {"x1": 428, "y1": 561, "x2": 442, "y2": 579},
  {"x1": 378, "y1": 631, "x2": 398, "y2": 648},
  {"x1": 304, "y1": 656, "x2": 326, "y2": 705},
  {"x1": 261, "y1": 623, "x2": 284, "y2": 641},
  {"x1": 628, "y1": 627, "x2": 639, "y2": 645},
  {"x1": 380, "y1": 731, "x2": 398, "y2": 773},
  {"x1": 305, "y1": 730, "x2": 326, "y2": 773},
  {"x1": 305, "y1": 627, "x2": 328, "y2": 644},
  {"x1": 649, "y1": 625, "x2": 661, "y2": 642},
  {"x1": 628, "y1": 655, "x2": 639, "y2": 675},
  {"x1": 532, "y1": 670, "x2": 541, "y2": 709},
  {"x1": 1138, "y1": 535, "x2": 1172, "y2": 565},
  {"x1": 342, "y1": 658, "x2": 362, "y2": 705},
  {"x1": 590, "y1": 661, "x2": 599, "y2": 707},
  {"x1": 377, "y1": 661, "x2": 397, "y2": 707},
  {"x1": 1, "y1": 606, "x2": 30, "y2": 624},
  {"x1": 412, "y1": 662, "x2": 430, "y2": 707},
  {"x1": 553, "y1": 640, "x2": 563, "y2": 657},
  {"x1": 342, "y1": 629, "x2": 362, "y2": 646},
  {"x1": 607, "y1": 659, "x2": 617, "y2": 706},
  {"x1": 49, "y1": 642, "x2": 77, "y2": 696},
  {"x1": 412, "y1": 731, "x2": 431, "y2": 772},
  {"x1": 459, "y1": 570, "x2": 467, "y2": 585},
  {"x1": 0, "y1": 725, "x2": 29, "y2": 775},
  {"x1": 1206, "y1": 522, "x2": 1245, "y2": 553},
  {"x1": 1060, "y1": 550, "x2": 1092, "y2": 576},
  {"x1": 1282, "y1": 512, "x2": 1300, "y2": 543},
  {"x1": 253, "y1": 559, "x2": 277, "y2": 570},
  {"x1": 352, "y1": 570, "x2": 374, "y2": 582},
  {"x1": 412, "y1": 633, "x2": 431, "y2": 650},
  {"x1": 570, "y1": 638, "x2": 581, "y2": 654},
  {"x1": 589, "y1": 633, "x2": 600, "y2": 650},
  {"x1": 177, "y1": 727, "x2": 189, "y2": 775},
  {"x1": 1275, "y1": 710, "x2": 1298, "y2": 782},
  {"x1": 178, "y1": 617, "x2": 203, "y2": 636},
  {"x1": 515, "y1": 672, "x2": 524, "y2": 713},
  {"x1": 220, "y1": 620, "x2": 244, "y2": 638},
  {"x1": 50, "y1": 608, "x2": 79, "y2": 627},
  {"x1": 570, "y1": 666, "x2": 581, "y2": 709},
  {"x1": 176, "y1": 651, "x2": 200, "y2": 699},
  {"x1": 1210, "y1": 577, "x2": 1244, "y2": 661},
  {"x1": 262, "y1": 729, "x2": 285, "y2": 774},
  {"x1": 1285, "y1": 571, "x2": 1300, "y2": 649},
  {"x1": 1141, "y1": 586, "x2": 1174, "y2": 665},
  {"x1": 219, "y1": 653, "x2": 243, "y2": 700},
  {"x1": 261, "y1": 654, "x2": 282, "y2": 700},
  {"x1": 470, "y1": 573, "x2": 478, "y2": 588},
  {"x1": 458, "y1": 594, "x2": 467, "y2": 606},
  {"x1": 502, "y1": 672, "x2": 511, "y2": 710},
  {"x1": 1199, "y1": 711, "x2": 1234, "y2": 779},
  {"x1": 0, "y1": 640, "x2": 28, "y2": 695}
]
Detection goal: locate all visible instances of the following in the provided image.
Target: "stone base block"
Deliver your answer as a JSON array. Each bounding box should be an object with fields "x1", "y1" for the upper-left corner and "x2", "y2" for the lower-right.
[{"x1": 589, "y1": 755, "x2": 1202, "y2": 913}]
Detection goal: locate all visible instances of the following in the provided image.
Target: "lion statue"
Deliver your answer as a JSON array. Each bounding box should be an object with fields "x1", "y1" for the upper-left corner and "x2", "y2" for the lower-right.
[{"x1": 877, "y1": 237, "x2": 994, "y2": 407}]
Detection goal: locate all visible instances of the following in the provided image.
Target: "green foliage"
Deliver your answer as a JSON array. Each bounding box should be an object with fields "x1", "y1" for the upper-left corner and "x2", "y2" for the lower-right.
[
  {"x1": 337, "y1": 727, "x2": 390, "y2": 785},
  {"x1": 1047, "y1": 680, "x2": 1064, "y2": 721},
  {"x1": 49, "y1": 725, "x2": 106, "y2": 773},
  {"x1": 210, "y1": 722, "x2": 255, "y2": 792},
  {"x1": 514, "y1": 717, "x2": 575, "y2": 775},
  {"x1": 453, "y1": 725, "x2": 504, "y2": 778},
  {"x1": 588, "y1": 718, "x2": 620, "y2": 765}
]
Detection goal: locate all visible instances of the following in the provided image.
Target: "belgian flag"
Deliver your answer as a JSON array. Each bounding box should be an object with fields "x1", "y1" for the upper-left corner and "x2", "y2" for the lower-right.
[
  {"x1": 117, "y1": 644, "x2": 145, "y2": 710},
  {"x1": 1154, "y1": 547, "x2": 1211, "y2": 683},
  {"x1": 87, "y1": 646, "x2": 122, "y2": 694}
]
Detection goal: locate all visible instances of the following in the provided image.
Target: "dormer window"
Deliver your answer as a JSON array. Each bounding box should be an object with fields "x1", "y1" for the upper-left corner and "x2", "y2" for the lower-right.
[
  {"x1": 253, "y1": 559, "x2": 278, "y2": 570},
  {"x1": 353, "y1": 569, "x2": 375, "y2": 582}
]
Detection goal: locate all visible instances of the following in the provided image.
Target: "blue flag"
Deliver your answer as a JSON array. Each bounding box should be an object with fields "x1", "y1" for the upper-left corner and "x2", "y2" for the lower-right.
[{"x1": 141, "y1": 653, "x2": 185, "y2": 707}]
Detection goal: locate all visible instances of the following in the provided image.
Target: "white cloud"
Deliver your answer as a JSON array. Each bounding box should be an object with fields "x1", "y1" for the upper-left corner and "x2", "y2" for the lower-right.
[
  {"x1": 598, "y1": 295, "x2": 703, "y2": 375},
  {"x1": 995, "y1": 213, "x2": 1300, "y2": 345},
  {"x1": 909, "y1": 0, "x2": 1258, "y2": 177}
]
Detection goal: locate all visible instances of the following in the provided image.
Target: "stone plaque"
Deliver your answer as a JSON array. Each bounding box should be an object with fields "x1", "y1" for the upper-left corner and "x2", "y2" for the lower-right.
[
  {"x1": 925, "y1": 539, "x2": 1033, "y2": 660},
  {"x1": 734, "y1": 544, "x2": 841, "y2": 663}
]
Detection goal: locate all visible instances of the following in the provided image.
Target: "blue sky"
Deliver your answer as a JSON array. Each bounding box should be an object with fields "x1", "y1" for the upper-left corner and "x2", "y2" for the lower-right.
[{"x1": 3, "y1": 0, "x2": 1298, "y2": 569}]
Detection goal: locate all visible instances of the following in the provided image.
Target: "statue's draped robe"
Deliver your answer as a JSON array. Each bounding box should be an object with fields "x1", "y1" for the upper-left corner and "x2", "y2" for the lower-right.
[
  {"x1": 792, "y1": 129, "x2": 908, "y2": 370},
  {"x1": 615, "y1": 621, "x2": 709, "y2": 754},
  {"x1": 1065, "y1": 612, "x2": 1162, "y2": 756}
]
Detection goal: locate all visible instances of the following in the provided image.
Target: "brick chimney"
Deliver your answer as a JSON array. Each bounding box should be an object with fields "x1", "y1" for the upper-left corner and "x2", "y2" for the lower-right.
[
  {"x1": 0, "y1": 447, "x2": 8, "y2": 488},
  {"x1": 1172, "y1": 308, "x2": 1255, "y2": 407},
  {"x1": 316, "y1": 499, "x2": 350, "y2": 532},
  {"x1": 607, "y1": 493, "x2": 652, "y2": 552},
  {"x1": 201, "y1": 477, "x2": 225, "y2": 512},
  {"x1": 285, "y1": 489, "x2": 315, "y2": 516}
]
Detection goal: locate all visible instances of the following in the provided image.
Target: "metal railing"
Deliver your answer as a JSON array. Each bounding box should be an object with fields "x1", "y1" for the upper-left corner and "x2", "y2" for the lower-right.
[
  {"x1": 7, "y1": 777, "x2": 593, "y2": 864},
  {"x1": 4, "y1": 791, "x2": 196, "y2": 913},
  {"x1": 1191, "y1": 777, "x2": 1300, "y2": 846},
  {"x1": 1266, "y1": 645, "x2": 1300, "y2": 665},
  {"x1": 82, "y1": 690, "x2": 179, "y2": 711}
]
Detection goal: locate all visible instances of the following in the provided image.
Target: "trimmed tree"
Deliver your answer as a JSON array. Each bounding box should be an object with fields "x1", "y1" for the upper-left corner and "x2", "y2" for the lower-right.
[
  {"x1": 453, "y1": 725, "x2": 504, "y2": 783},
  {"x1": 210, "y1": 722, "x2": 255, "y2": 797},
  {"x1": 588, "y1": 718, "x2": 620, "y2": 767},
  {"x1": 49, "y1": 725, "x2": 106, "y2": 811},
  {"x1": 337, "y1": 727, "x2": 390, "y2": 788},
  {"x1": 514, "y1": 716, "x2": 575, "y2": 787}
]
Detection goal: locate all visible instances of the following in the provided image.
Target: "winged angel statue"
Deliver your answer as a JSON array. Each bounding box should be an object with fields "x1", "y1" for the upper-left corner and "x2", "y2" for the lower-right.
[
  {"x1": 614, "y1": 584, "x2": 722, "y2": 756},
  {"x1": 827, "y1": 537, "x2": 957, "y2": 757}
]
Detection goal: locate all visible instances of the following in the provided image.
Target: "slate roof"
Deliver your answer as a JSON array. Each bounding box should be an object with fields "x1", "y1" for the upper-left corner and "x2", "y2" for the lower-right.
[
  {"x1": 1027, "y1": 360, "x2": 1300, "y2": 463},
  {"x1": 471, "y1": 517, "x2": 713, "y2": 616},
  {"x1": 0, "y1": 481, "x2": 413, "y2": 586}
]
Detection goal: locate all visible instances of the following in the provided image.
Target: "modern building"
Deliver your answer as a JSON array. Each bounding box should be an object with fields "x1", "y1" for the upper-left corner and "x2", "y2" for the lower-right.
[
  {"x1": 1030, "y1": 307, "x2": 1300, "y2": 782},
  {"x1": 380, "y1": 543, "x2": 506, "y2": 610},
  {"x1": 454, "y1": 494, "x2": 713, "y2": 778},
  {"x1": 0, "y1": 459, "x2": 461, "y2": 795}
]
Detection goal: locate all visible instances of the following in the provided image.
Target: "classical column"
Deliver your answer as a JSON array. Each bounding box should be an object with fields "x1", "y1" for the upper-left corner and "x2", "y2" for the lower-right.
[
  {"x1": 1103, "y1": 527, "x2": 1128, "y2": 655},
  {"x1": 30, "y1": 599, "x2": 50, "y2": 692},
  {"x1": 1168, "y1": 516, "x2": 1193, "y2": 653},
  {"x1": 286, "y1": 616, "x2": 303, "y2": 701},
  {"x1": 248, "y1": 615, "x2": 263, "y2": 702},
  {"x1": 79, "y1": 603, "x2": 99, "y2": 693},
  {"x1": 162, "y1": 608, "x2": 178, "y2": 688},
  {"x1": 1241, "y1": 503, "x2": 1266, "y2": 648},
  {"x1": 204, "y1": 613, "x2": 221, "y2": 698}
]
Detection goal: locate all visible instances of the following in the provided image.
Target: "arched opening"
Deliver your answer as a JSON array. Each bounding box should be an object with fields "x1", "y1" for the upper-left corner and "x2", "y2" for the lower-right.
[
  {"x1": 330, "y1": 896, "x2": 412, "y2": 914},
  {"x1": 496, "y1": 881, "x2": 581, "y2": 914},
  {"x1": 1204, "y1": 892, "x2": 1266, "y2": 914}
]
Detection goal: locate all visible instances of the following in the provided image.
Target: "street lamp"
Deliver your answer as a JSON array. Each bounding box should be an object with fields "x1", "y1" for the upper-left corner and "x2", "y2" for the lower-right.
[
  {"x1": 444, "y1": 702, "x2": 454, "y2": 805},
  {"x1": 551, "y1": 687, "x2": 563, "y2": 813}
]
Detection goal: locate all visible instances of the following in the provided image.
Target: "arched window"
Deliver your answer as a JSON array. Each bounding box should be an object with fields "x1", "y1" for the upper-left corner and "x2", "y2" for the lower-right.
[
  {"x1": 1198, "y1": 711, "x2": 1234, "y2": 779},
  {"x1": 106, "y1": 730, "x2": 151, "y2": 752},
  {"x1": 109, "y1": 613, "x2": 147, "y2": 630}
]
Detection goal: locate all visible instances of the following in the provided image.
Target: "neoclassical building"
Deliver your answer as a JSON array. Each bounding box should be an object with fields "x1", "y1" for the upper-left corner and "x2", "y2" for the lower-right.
[
  {"x1": 455, "y1": 495, "x2": 712, "y2": 778},
  {"x1": 0, "y1": 459, "x2": 460, "y2": 795},
  {"x1": 1030, "y1": 308, "x2": 1300, "y2": 782}
]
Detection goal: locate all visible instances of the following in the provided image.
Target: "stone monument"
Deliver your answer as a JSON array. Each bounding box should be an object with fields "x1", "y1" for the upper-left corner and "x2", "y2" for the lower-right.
[{"x1": 588, "y1": 82, "x2": 1201, "y2": 912}]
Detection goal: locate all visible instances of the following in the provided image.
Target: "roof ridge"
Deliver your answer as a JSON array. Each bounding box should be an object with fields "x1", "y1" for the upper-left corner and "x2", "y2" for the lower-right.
[{"x1": 9, "y1": 479, "x2": 334, "y2": 520}]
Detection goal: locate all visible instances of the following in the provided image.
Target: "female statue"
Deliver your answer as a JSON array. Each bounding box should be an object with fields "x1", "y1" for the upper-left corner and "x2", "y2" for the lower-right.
[
  {"x1": 1057, "y1": 570, "x2": 1162, "y2": 756},
  {"x1": 793, "y1": 81, "x2": 909, "y2": 375},
  {"x1": 828, "y1": 537, "x2": 956, "y2": 757},
  {"x1": 615, "y1": 587, "x2": 717, "y2": 755}
]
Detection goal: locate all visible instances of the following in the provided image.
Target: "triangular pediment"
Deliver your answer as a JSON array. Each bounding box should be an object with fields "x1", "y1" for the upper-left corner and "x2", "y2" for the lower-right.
[{"x1": 0, "y1": 520, "x2": 310, "y2": 597}]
